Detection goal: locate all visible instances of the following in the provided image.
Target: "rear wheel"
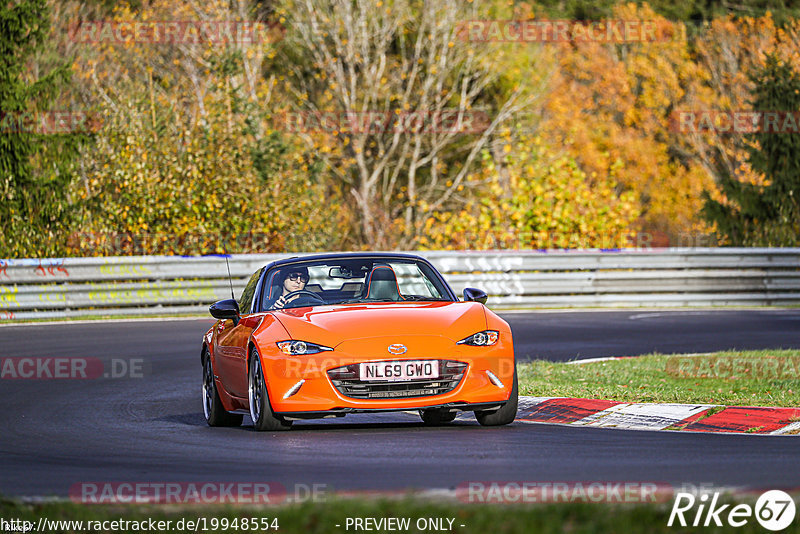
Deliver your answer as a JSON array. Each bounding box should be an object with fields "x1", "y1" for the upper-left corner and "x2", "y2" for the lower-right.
[
  {"x1": 248, "y1": 349, "x2": 293, "y2": 432},
  {"x1": 202, "y1": 350, "x2": 243, "y2": 427},
  {"x1": 419, "y1": 408, "x2": 457, "y2": 425},
  {"x1": 475, "y1": 368, "x2": 518, "y2": 426}
]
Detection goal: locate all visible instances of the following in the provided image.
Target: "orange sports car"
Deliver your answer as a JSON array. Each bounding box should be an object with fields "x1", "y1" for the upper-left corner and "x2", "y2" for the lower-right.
[{"x1": 201, "y1": 252, "x2": 517, "y2": 431}]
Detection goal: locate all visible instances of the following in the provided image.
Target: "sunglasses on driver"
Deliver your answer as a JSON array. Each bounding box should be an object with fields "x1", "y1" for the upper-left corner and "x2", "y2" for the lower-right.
[{"x1": 286, "y1": 272, "x2": 309, "y2": 283}]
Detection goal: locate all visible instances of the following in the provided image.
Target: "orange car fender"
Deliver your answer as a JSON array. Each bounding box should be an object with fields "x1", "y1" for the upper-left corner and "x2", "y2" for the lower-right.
[
  {"x1": 210, "y1": 314, "x2": 277, "y2": 412},
  {"x1": 203, "y1": 322, "x2": 238, "y2": 410},
  {"x1": 439, "y1": 302, "x2": 488, "y2": 343},
  {"x1": 202, "y1": 325, "x2": 215, "y2": 362},
  {"x1": 247, "y1": 314, "x2": 292, "y2": 403},
  {"x1": 483, "y1": 307, "x2": 516, "y2": 383},
  {"x1": 202, "y1": 322, "x2": 223, "y2": 379}
]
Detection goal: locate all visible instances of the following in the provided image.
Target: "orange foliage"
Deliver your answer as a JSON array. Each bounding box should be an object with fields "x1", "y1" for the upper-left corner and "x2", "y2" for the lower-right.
[
  {"x1": 420, "y1": 135, "x2": 640, "y2": 250},
  {"x1": 540, "y1": 3, "x2": 714, "y2": 243}
]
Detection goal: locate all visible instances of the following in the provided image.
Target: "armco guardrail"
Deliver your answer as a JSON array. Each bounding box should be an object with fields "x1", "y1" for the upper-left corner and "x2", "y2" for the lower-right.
[{"x1": 0, "y1": 248, "x2": 798, "y2": 320}]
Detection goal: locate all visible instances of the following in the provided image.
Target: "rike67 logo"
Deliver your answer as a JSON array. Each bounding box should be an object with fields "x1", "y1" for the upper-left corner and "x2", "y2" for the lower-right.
[{"x1": 668, "y1": 490, "x2": 796, "y2": 531}]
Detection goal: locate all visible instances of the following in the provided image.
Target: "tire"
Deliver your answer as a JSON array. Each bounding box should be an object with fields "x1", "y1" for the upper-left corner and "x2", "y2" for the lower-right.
[
  {"x1": 419, "y1": 408, "x2": 458, "y2": 425},
  {"x1": 475, "y1": 367, "x2": 518, "y2": 426},
  {"x1": 202, "y1": 350, "x2": 243, "y2": 427},
  {"x1": 248, "y1": 348, "x2": 293, "y2": 432}
]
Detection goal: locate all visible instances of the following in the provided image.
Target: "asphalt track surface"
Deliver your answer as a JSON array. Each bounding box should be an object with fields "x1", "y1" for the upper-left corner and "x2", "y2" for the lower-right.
[{"x1": 1, "y1": 309, "x2": 799, "y2": 498}]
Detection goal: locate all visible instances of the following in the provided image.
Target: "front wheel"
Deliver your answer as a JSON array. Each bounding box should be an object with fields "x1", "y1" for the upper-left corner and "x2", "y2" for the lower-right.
[
  {"x1": 475, "y1": 368, "x2": 518, "y2": 426},
  {"x1": 202, "y1": 351, "x2": 243, "y2": 427},
  {"x1": 248, "y1": 349, "x2": 293, "y2": 432}
]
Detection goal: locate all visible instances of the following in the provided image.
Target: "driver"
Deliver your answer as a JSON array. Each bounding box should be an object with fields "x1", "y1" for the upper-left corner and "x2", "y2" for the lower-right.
[{"x1": 266, "y1": 266, "x2": 310, "y2": 310}]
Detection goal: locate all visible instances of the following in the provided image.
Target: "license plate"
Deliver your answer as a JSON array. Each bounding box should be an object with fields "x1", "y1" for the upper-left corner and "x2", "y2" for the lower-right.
[{"x1": 359, "y1": 360, "x2": 439, "y2": 381}]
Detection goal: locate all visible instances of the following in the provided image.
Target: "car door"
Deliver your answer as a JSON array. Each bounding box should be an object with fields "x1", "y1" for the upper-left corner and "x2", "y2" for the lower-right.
[{"x1": 214, "y1": 268, "x2": 263, "y2": 399}]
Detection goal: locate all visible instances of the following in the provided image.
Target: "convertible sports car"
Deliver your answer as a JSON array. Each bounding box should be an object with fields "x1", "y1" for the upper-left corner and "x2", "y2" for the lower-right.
[{"x1": 201, "y1": 252, "x2": 517, "y2": 431}]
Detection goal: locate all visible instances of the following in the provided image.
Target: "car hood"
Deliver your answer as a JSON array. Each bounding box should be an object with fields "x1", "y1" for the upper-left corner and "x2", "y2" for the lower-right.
[{"x1": 269, "y1": 301, "x2": 486, "y2": 347}]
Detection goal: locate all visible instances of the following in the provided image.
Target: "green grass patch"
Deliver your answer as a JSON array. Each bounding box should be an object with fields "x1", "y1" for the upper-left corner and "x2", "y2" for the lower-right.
[
  {"x1": 518, "y1": 349, "x2": 800, "y2": 407},
  {"x1": 3, "y1": 496, "x2": 799, "y2": 534}
]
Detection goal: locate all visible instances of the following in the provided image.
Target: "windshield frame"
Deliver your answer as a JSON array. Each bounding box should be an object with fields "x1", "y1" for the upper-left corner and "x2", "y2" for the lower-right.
[{"x1": 255, "y1": 254, "x2": 457, "y2": 312}]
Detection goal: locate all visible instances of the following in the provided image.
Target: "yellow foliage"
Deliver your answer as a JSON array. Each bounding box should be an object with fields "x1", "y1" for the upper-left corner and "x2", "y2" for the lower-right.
[
  {"x1": 420, "y1": 137, "x2": 640, "y2": 250},
  {"x1": 67, "y1": 0, "x2": 345, "y2": 255},
  {"x1": 539, "y1": 3, "x2": 714, "y2": 242}
]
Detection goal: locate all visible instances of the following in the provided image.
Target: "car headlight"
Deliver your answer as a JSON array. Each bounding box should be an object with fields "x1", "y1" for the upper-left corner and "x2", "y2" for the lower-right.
[
  {"x1": 277, "y1": 340, "x2": 334, "y2": 355},
  {"x1": 457, "y1": 330, "x2": 499, "y2": 346}
]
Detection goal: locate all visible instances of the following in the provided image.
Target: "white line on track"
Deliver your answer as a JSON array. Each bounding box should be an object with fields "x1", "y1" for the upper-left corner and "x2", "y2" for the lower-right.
[
  {"x1": 497, "y1": 307, "x2": 796, "y2": 316},
  {"x1": 565, "y1": 356, "x2": 626, "y2": 365},
  {"x1": 567, "y1": 352, "x2": 719, "y2": 364}
]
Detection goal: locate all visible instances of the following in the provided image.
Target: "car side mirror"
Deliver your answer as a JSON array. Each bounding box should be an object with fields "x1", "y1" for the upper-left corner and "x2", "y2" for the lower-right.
[
  {"x1": 463, "y1": 287, "x2": 488, "y2": 304},
  {"x1": 209, "y1": 299, "x2": 240, "y2": 325}
]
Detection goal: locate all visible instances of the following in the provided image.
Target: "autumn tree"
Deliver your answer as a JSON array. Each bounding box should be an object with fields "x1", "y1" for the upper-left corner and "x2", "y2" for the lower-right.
[
  {"x1": 702, "y1": 55, "x2": 800, "y2": 245},
  {"x1": 275, "y1": 0, "x2": 539, "y2": 249},
  {"x1": 0, "y1": 0, "x2": 86, "y2": 258},
  {"x1": 538, "y1": 3, "x2": 715, "y2": 245},
  {"x1": 533, "y1": 0, "x2": 800, "y2": 27},
  {"x1": 682, "y1": 14, "x2": 779, "y2": 214},
  {"x1": 68, "y1": 0, "x2": 343, "y2": 255},
  {"x1": 421, "y1": 134, "x2": 640, "y2": 250}
]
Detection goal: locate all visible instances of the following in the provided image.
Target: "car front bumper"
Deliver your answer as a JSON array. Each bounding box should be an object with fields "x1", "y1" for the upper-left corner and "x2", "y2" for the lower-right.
[{"x1": 260, "y1": 334, "x2": 515, "y2": 414}]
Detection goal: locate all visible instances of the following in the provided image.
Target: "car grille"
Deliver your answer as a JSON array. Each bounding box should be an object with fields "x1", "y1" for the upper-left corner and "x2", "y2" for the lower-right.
[{"x1": 327, "y1": 360, "x2": 467, "y2": 400}]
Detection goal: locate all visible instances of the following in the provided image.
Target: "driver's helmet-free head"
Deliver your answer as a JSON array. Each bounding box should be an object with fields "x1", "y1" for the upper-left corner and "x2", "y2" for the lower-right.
[{"x1": 283, "y1": 265, "x2": 309, "y2": 284}]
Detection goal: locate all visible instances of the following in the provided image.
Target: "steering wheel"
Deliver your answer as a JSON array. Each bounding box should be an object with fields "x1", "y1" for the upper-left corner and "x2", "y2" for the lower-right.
[{"x1": 283, "y1": 290, "x2": 326, "y2": 305}]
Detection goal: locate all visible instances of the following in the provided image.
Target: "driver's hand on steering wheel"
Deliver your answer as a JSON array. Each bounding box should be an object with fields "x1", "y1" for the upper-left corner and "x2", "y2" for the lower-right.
[{"x1": 273, "y1": 294, "x2": 300, "y2": 309}]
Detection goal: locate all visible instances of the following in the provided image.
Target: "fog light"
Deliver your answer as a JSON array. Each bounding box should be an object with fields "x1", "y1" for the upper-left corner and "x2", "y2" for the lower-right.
[
  {"x1": 283, "y1": 379, "x2": 305, "y2": 399},
  {"x1": 485, "y1": 370, "x2": 504, "y2": 388}
]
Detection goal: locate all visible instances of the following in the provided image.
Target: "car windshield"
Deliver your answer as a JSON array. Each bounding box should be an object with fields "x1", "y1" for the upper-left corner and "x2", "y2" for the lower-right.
[{"x1": 260, "y1": 258, "x2": 453, "y2": 311}]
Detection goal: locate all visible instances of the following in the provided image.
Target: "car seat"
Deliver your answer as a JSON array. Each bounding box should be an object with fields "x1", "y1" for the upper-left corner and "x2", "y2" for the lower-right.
[{"x1": 364, "y1": 264, "x2": 402, "y2": 301}]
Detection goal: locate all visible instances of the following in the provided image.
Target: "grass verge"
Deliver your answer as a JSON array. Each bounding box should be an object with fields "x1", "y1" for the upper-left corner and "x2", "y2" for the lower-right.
[
  {"x1": 517, "y1": 349, "x2": 800, "y2": 407},
  {"x1": 3, "y1": 496, "x2": 798, "y2": 534}
]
